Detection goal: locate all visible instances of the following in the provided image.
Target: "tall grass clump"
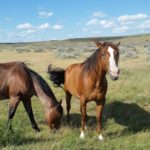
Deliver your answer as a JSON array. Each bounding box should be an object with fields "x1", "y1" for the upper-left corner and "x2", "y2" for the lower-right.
[{"x1": 0, "y1": 122, "x2": 24, "y2": 147}]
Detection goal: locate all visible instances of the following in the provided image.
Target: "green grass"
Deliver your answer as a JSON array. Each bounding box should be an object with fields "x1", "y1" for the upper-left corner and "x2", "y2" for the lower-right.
[
  {"x1": 0, "y1": 35, "x2": 150, "y2": 149},
  {"x1": 0, "y1": 64, "x2": 150, "y2": 150}
]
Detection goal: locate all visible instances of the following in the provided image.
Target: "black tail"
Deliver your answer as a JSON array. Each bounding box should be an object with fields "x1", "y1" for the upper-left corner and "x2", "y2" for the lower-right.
[{"x1": 48, "y1": 65, "x2": 65, "y2": 87}]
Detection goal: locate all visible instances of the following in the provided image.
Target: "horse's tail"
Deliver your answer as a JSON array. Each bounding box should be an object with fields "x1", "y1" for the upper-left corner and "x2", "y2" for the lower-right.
[{"x1": 48, "y1": 65, "x2": 65, "y2": 87}]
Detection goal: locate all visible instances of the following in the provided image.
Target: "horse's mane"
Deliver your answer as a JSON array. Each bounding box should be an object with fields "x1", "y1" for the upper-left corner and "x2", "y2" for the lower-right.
[
  {"x1": 82, "y1": 48, "x2": 100, "y2": 74},
  {"x1": 28, "y1": 68, "x2": 57, "y2": 102}
]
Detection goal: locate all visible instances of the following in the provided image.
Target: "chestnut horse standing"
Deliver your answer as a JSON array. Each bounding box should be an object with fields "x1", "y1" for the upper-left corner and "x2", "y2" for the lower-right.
[
  {"x1": 48, "y1": 41, "x2": 120, "y2": 140},
  {"x1": 0, "y1": 62, "x2": 63, "y2": 131}
]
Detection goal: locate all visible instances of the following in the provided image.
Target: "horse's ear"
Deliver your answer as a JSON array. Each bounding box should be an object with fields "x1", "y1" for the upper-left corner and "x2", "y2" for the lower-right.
[
  {"x1": 116, "y1": 41, "x2": 120, "y2": 47},
  {"x1": 94, "y1": 41, "x2": 103, "y2": 49}
]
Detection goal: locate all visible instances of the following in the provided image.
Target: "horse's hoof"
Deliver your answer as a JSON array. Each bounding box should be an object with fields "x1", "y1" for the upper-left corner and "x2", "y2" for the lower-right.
[
  {"x1": 98, "y1": 134, "x2": 104, "y2": 141},
  {"x1": 34, "y1": 128, "x2": 40, "y2": 132},
  {"x1": 36, "y1": 129, "x2": 41, "y2": 132},
  {"x1": 66, "y1": 118, "x2": 70, "y2": 124},
  {"x1": 80, "y1": 131, "x2": 85, "y2": 139}
]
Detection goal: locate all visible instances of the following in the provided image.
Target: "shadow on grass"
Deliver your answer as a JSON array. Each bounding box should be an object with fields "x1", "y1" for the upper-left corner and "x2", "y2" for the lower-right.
[
  {"x1": 62, "y1": 113, "x2": 96, "y2": 128},
  {"x1": 106, "y1": 101, "x2": 150, "y2": 133},
  {"x1": 62, "y1": 101, "x2": 150, "y2": 134}
]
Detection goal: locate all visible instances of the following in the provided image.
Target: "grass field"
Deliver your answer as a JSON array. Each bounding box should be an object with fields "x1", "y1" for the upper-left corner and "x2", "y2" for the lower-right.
[{"x1": 0, "y1": 35, "x2": 150, "y2": 150}]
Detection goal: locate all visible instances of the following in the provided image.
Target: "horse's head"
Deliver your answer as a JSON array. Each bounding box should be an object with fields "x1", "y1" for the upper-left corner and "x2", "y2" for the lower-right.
[
  {"x1": 46, "y1": 100, "x2": 63, "y2": 130},
  {"x1": 95, "y1": 41, "x2": 120, "y2": 80}
]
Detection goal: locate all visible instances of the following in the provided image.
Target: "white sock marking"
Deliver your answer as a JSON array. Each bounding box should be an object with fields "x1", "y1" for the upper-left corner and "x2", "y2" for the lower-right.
[
  {"x1": 98, "y1": 134, "x2": 104, "y2": 141},
  {"x1": 80, "y1": 131, "x2": 85, "y2": 139}
]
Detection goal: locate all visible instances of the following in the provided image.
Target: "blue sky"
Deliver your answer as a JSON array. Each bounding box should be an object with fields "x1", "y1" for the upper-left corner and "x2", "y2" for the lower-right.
[{"x1": 0, "y1": 0, "x2": 149, "y2": 42}]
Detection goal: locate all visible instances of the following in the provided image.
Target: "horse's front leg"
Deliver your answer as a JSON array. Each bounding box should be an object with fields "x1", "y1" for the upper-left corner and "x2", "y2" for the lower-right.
[
  {"x1": 80, "y1": 100, "x2": 87, "y2": 139},
  {"x1": 22, "y1": 97, "x2": 40, "y2": 132},
  {"x1": 96, "y1": 98, "x2": 105, "y2": 141}
]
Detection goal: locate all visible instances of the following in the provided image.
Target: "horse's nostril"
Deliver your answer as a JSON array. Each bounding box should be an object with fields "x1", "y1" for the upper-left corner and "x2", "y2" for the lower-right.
[{"x1": 110, "y1": 75, "x2": 119, "y2": 81}]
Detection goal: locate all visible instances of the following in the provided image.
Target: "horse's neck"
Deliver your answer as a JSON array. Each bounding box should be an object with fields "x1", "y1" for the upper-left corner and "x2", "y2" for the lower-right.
[
  {"x1": 82, "y1": 57, "x2": 106, "y2": 82},
  {"x1": 34, "y1": 84, "x2": 56, "y2": 108},
  {"x1": 30, "y1": 72, "x2": 58, "y2": 108},
  {"x1": 94, "y1": 60, "x2": 107, "y2": 84}
]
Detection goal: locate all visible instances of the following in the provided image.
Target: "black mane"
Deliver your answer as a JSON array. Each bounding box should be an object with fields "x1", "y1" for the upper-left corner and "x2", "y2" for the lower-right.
[{"x1": 28, "y1": 68, "x2": 58, "y2": 103}]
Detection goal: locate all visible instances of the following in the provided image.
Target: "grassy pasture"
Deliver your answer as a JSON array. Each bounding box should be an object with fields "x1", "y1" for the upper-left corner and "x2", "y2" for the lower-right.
[{"x1": 0, "y1": 35, "x2": 150, "y2": 150}]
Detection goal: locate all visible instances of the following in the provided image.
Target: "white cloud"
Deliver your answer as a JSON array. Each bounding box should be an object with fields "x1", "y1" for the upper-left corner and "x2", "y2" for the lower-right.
[
  {"x1": 118, "y1": 13, "x2": 147, "y2": 22},
  {"x1": 119, "y1": 20, "x2": 135, "y2": 25},
  {"x1": 16, "y1": 23, "x2": 33, "y2": 30},
  {"x1": 93, "y1": 11, "x2": 106, "y2": 17},
  {"x1": 19, "y1": 29, "x2": 36, "y2": 37},
  {"x1": 17, "y1": 22, "x2": 50, "y2": 33},
  {"x1": 86, "y1": 18, "x2": 114, "y2": 28},
  {"x1": 52, "y1": 24, "x2": 63, "y2": 30},
  {"x1": 38, "y1": 23, "x2": 50, "y2": 30},
  {"x1": 99, "y1": 20, "x2": 114, "y2": 28},
  {"x1": 26, "y1": 29, "x2": 36, "y2": 34},
  {"x1": 137, "y1": 20, "x2": 150, "y2": 29},
  {"x1": 38, "y1": 11, "x2": 53, "y2": 18},
  {"x1": 86, "y1": 19, "x2": 98, "y2": 26},
  {"x1": 113, "y1": 26, "x2": 129, "y2": 33}
]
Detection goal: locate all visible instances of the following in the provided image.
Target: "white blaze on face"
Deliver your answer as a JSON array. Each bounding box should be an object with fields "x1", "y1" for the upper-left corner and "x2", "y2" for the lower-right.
[{"x1": 108, "y1": 47, "x2": 119, "y2": 77}]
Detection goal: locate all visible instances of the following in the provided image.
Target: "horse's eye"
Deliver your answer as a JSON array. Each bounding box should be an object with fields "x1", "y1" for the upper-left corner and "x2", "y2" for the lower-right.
[{"x1": 102, "y1": 53, "x2": 105, "y2": 57}]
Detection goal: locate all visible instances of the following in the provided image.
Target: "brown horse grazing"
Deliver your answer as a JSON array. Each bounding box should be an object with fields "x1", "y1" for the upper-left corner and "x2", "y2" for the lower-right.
[
  {"x1": 48, "y1": 41, "x2": 120, "y2": 140},
  {"x1": 0, "y1": 62, "x2": 63, "y2": 131}
]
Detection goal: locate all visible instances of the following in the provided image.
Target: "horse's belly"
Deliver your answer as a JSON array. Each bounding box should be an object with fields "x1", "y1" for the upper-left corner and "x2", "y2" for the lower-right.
[
  {"x1": 65, "y1": 77, "x2": 81, "y2": 98},
  {"x1": 66, "y1": 86, "x2": 80, "y2": 99}
]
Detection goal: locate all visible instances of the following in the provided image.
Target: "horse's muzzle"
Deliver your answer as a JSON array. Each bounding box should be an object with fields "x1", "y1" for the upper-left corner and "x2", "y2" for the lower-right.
[
  {"x1": 110, "y1": 74, "x2": 119, "y2": 80},
  {"x1": 109, "y1": 69, "x2": 120, "y2": 81}
]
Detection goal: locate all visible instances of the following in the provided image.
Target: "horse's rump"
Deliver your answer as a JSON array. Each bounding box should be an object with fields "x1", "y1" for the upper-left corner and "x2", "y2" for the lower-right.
[{"x1": 0, "y1": 62, "x2": 33, "y2": 97}]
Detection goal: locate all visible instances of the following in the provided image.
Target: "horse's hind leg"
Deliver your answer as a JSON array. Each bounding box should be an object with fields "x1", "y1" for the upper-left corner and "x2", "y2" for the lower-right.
[
  {"x1": 6, "y1": 96, "x2": 20, "y2": 130},
  {"x1": 22, "y1": 97, "x2": 40, "y2": 132},
  {"x1": 66, "y1": 92, "x2": 72, "y2": 123}
]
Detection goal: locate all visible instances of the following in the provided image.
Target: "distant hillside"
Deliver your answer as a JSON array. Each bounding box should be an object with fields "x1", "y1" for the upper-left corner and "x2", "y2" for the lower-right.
[
  {"x1": 64, "y1": 33, "x2": 150, "y2": 42},
  {"x1": 65, "y1": 36, "x2": 125, "y2": 42}
]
